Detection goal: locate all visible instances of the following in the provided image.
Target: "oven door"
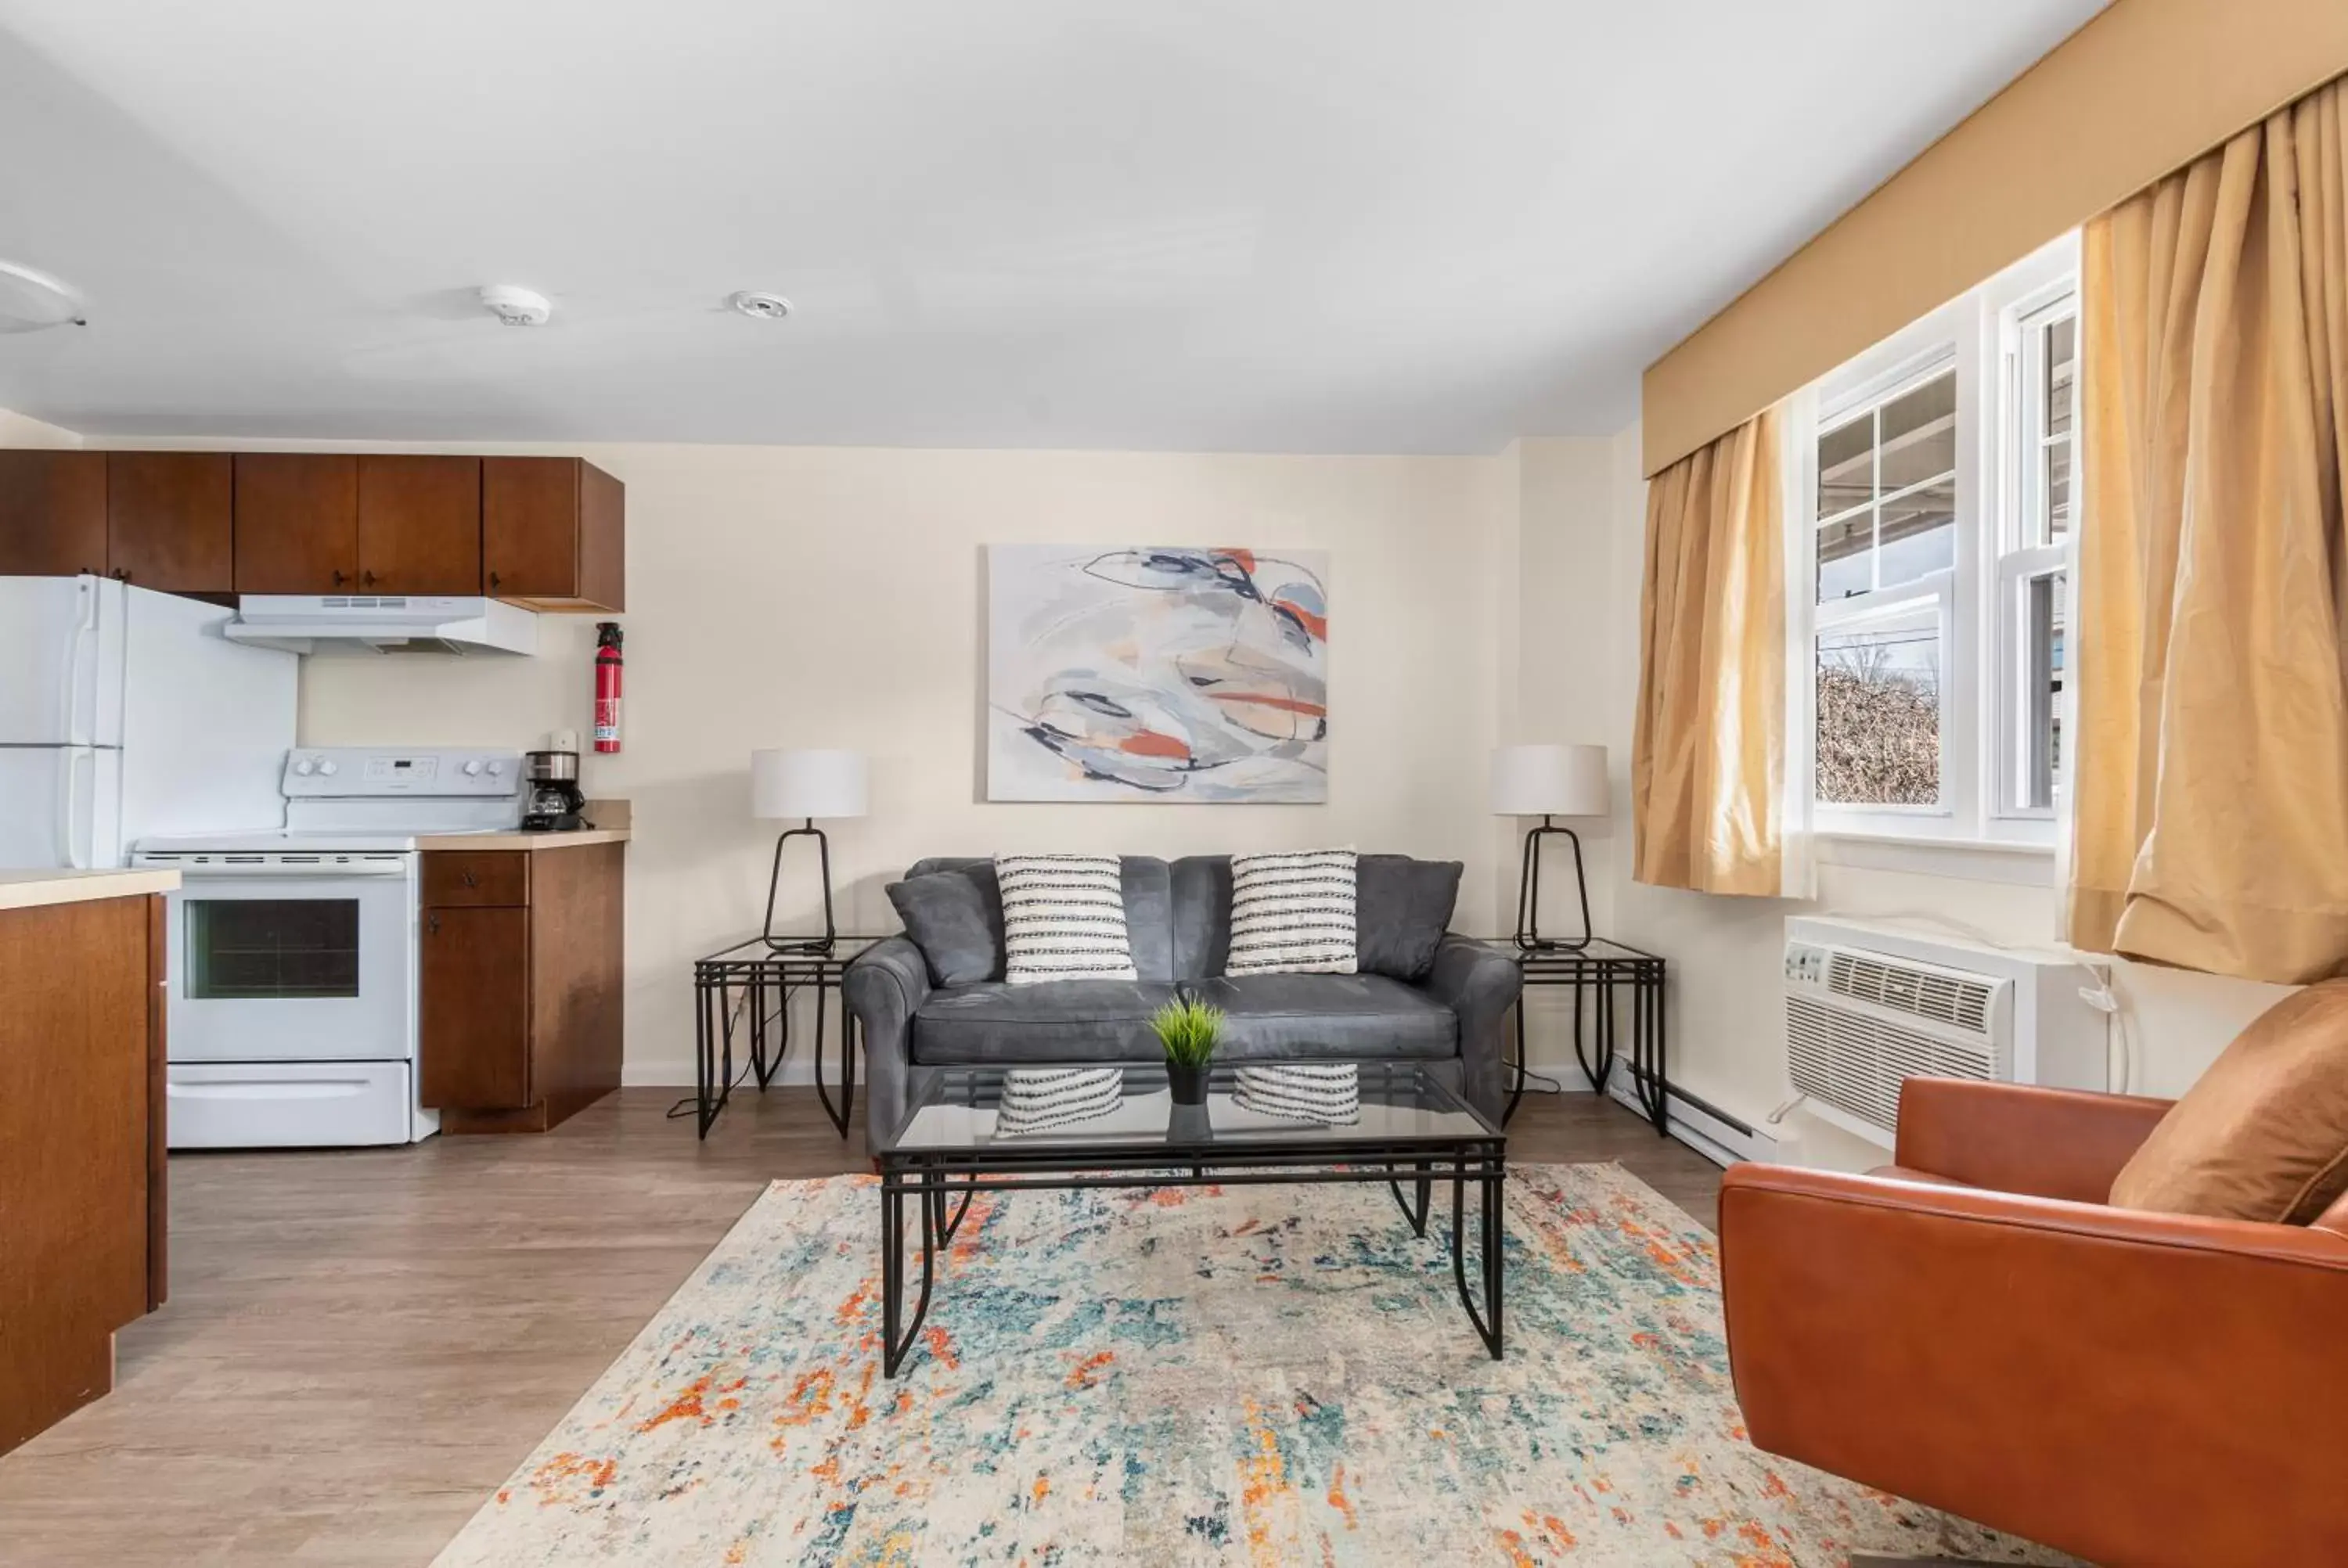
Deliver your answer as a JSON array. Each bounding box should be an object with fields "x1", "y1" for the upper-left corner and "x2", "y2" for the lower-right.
[{"x1": 144, "y1": 853, "x2": 416, "y2": 1064}]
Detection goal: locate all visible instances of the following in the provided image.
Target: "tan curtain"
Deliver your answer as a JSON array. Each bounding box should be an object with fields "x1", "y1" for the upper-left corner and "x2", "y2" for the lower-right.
[
  {"x1": 1632, "y1": 408, "x2": 1784, "y2": 895},
  {"x1": 2070, "y1": 74, "x2": 2348, "y2": 984}
]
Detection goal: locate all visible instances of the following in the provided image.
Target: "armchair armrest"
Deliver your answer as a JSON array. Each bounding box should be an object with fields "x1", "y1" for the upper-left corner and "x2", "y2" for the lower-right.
[
  {"x1": 843, "y1": 937, "x2": 931, "y2": 1149},
  {"x1": 1423, "y1": 935, "x2": 1521, "y2": 1125},
  {"x1": 1893, "y1": 1078, "x2": 2173, "y2": 1202},
  {"x1": 1720, "y1": 1163, "x2": 2348, "y2": 1568}
]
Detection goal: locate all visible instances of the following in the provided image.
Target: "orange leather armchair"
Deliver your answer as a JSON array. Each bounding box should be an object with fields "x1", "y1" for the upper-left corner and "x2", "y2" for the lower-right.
[{"x1": 1719, "y1": 1078, "x2": 2348, "y2": 1567}]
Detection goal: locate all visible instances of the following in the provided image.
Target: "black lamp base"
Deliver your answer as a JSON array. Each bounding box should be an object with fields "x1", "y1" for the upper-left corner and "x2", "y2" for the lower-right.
[
  {"x1": 762, "y1": 819, "x2": 839, "y2": 954},
  {"x1": 1514, "y1": 816, "x2": 1592, "y2": 952}
]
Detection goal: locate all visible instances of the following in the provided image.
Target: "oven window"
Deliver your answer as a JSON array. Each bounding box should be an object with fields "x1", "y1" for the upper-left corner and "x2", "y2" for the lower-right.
[{"x1": 185, "y1": 900, "x2": 362, "y2": 999}]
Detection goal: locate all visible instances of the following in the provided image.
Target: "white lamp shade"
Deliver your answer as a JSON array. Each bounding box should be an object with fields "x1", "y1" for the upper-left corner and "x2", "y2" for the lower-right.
[
  {"x1": 751, "y1": 749, "x2": 869, "y2": 820},
  {"x1": 1490, "y1": 743, "x2": 1609, "y2": 818}
]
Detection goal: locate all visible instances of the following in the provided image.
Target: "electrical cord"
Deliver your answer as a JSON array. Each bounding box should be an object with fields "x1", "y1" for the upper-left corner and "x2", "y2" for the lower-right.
[{"x1": 666, "y1": 982, "x2": 790, "y2": 1121}]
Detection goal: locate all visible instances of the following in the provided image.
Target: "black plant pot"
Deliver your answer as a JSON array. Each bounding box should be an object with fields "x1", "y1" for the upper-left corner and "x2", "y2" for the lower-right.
[{"x1": 1166, "y1": 1060, "x2": 1212, "y2": 1106}]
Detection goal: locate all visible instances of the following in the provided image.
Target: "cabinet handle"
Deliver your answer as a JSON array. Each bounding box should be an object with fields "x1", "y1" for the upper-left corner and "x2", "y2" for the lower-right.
[
  {"x1": 428, "y1": 912, "x2": 440, "y2": 936},
  {"x1": 361, "y1": 570, "x2": 376, "y2": 588},
  {"x1": 332, "y1": 569, "x2": 347, "y2": 587},
  {"x1": 461, "y1": 869, "x2": 478, "y2": 887},
  {"x1": 488, "y1": 571, "x2": 501, "y2": 591}
]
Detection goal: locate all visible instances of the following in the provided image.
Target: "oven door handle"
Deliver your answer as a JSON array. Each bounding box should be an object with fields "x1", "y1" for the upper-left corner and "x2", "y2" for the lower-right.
[{"x1": 132, "y1": 858, "x2": 412, "y2": 878}]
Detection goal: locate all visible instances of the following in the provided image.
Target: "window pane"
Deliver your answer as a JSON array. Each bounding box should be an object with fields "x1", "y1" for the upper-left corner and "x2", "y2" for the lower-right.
[
  {"x1": 1878, "y1": 370, "x2": 1957, "y2": 491},
  {"x1": 1817, "y1": 611, "x2": 1942, "y2": 806},
  {"x1": 2043, "y1": 437, "x2": 2072, "y2": 539},
  {"x1": 1817, "y1": 514, "x2": 1873, "y2": 602},
  {"x1": 2022, "y1": 571, "x2": 2066, "y2": 810},
  {"x1": 2044, "y1": 316, "x2": 2076, "y2": 441},
  {"x1": 1876, "y1": 477, "x2": 1955, "y2": 589},
  {"x1": 1817, "y1": 412, "x2": 1873, "y2": 520}
]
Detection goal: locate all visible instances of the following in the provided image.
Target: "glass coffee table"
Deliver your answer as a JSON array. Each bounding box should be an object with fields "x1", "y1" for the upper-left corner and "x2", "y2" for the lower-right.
[{"x1": 873, "y1": 1060, "x2": 1506, "y2": 1377}]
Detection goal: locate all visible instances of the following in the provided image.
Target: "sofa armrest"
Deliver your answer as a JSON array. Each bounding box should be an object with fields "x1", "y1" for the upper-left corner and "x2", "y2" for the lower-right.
[
  {"x1": 844, "y1": 937, "x2": 931, "y2": 1149},
  {"x1": 1720, "y1": 1163, "x2": 2348, "y2": 1568},
  {"x1": 1893, "y1": 1078, "x2": 2173, "y2": 1203},
  {"x1": 1422, "y1": 935, "x2": 1520, "y2": 1125}
]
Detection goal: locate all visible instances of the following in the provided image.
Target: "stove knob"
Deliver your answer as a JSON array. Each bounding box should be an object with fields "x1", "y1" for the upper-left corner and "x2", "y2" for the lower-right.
[
  {"x1": 463, "y1": 760, "x2": 483, "y2": 776},
  {"x1": 294, "y1": 757, "x2": 315, "y2": 776},
  {"x1": 486, "y1": 760, "x2": 504, "y2": 775},
  {"x1": 318, "y1": 759, "x2": 338, "y2": 776}
]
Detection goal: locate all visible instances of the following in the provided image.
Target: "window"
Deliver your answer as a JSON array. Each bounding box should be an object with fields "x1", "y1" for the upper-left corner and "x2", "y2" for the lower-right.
[{"x1": 1794, "y1": 236, "x2": 2080, "y2": 847}]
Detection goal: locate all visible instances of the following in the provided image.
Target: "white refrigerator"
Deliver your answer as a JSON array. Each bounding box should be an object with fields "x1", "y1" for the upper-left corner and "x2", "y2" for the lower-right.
[{"x1": 0, "y1": 576, "x2": 297, "y2": 869}]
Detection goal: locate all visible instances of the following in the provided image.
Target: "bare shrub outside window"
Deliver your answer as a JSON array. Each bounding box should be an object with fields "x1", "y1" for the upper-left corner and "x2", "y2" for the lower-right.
[{"x1": 1815, "y1": 628, "x2": 1939, "y2": 806}]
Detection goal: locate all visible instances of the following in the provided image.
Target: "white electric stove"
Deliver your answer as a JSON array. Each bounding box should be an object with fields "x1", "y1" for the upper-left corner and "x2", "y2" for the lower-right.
[{"x1": 134, "y1": 746, "x2": 524, "y2": 1149}]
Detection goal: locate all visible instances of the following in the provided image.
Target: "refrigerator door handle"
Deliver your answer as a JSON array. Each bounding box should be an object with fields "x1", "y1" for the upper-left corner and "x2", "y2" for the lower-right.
[
  {"x1": 58, "y1": 747, "x2": 88, "y2": 869},
  {"x1": 63, "y1": 576, "x2": 99, "y2": 746}
]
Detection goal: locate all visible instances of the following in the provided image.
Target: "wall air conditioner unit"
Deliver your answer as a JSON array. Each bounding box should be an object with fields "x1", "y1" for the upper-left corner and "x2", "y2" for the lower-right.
[{"x1": 1781, "y1": 915, "x2": 2110, "y2": 1149}]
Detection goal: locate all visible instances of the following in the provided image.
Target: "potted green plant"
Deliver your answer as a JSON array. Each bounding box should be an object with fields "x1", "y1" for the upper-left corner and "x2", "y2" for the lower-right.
[{"x1": 1150, "y1": 994, "x2": 1224, "y2": 1106}]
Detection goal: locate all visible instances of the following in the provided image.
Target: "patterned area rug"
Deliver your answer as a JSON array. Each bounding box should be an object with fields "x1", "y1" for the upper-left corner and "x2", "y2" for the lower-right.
[{"x1": 435, "y1": 1166, "x2": 2062, "y2": 1566}]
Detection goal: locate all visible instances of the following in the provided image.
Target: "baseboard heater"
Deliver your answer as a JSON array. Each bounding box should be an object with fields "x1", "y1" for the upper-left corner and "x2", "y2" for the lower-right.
[{"x1": 1603, "y1": 1072, "x2": 1774, "y2": 1168}]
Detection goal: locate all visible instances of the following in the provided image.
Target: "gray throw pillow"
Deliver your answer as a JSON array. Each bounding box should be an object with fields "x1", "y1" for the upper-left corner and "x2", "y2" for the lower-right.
[
  {"x1": 1355, "y1": 855, "x2": 1462, "y2": 981},
  {"x1": 885, "y1": 868, "x2": 1004, "y2": 987}
]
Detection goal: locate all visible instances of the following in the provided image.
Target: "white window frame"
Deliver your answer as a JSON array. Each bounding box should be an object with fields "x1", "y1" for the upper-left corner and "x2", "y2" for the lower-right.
[{"x1": 1792, "y1": 233, "x2": 2081, "y2": 855}]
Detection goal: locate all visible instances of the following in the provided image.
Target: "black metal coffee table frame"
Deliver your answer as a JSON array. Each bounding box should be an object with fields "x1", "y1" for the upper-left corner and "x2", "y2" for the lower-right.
[{"x1": 877, "y1": 1136, "x2": 1506, "y2": 1379}]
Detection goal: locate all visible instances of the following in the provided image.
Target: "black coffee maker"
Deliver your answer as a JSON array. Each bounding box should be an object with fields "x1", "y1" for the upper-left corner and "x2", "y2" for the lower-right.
[{"x1": 521, "y1": 750, "x2": 588, "y2": 832}]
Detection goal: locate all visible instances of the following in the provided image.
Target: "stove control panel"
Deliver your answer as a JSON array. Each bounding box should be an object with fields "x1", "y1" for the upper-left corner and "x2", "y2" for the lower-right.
[{"x1": 282, "y1": 748, "x2": 524, "y2": 797}]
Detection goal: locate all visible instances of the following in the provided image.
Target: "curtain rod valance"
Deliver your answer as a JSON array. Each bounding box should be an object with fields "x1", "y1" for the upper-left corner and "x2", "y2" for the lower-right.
[{"x1": 1639, "y1": 0, "x2": 2348, "y2": 480}]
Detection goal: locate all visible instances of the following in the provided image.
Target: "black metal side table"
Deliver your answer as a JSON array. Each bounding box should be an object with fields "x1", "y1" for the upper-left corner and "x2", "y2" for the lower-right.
[
  {"x1": 690, "y1": 936, "x2": 879, "y2": 1140},
  {"x1": 1486, "y1": 938, "x2": 1669, "y2": 1135}
]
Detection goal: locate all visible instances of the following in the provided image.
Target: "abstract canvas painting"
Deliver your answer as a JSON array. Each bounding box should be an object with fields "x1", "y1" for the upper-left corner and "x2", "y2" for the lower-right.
[{"x1": 988, "y1": 545, "x2": 1329, "y2": 802}]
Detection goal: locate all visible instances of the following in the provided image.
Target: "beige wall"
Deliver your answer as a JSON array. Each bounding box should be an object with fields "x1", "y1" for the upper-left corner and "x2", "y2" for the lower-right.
[
  {"x1": 0, "y1": 408, "x2": 81, "y2": 448},
  {"x1": 268, "y1": 441, "x2": 1519, "y2": 1085}
]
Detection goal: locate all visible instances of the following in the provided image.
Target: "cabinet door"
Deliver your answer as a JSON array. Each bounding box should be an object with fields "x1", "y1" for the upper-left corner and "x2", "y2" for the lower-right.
[
  {"x1": 234, "y1": 454, "x2": 358, "y2": 592},
  {"x1": 483, "y1": 457, "x2": 625, "y2": 610},
  {"x1": 106, "y1": 453, "x2": 232, "y2": 593},
  {"x1": 0, "y1": 451, "x2": 106, "y2": 577},
  {"x1": 419, "y1": 905, "x2": 530, "y2": 1109},
  {"x1": 356, "y1": 455, "x2": 481, "y2": 594}
]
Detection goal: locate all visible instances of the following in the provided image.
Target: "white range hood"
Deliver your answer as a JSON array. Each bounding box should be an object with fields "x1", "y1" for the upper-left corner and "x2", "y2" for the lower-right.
[{"x1": 225, "y1": 595, "x2": 537, "y2": 656}]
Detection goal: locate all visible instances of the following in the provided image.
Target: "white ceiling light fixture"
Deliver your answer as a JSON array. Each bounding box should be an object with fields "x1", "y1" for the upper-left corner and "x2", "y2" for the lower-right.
[
  {"x1": 0, "y1": 258, "x2": 87, "y2": 333},
  {"x1": 477, "y1": 284, "x2": 552, "y2": 327},
  {"x1": 727, "y1": 290, "x2": 792, "y2": 322}
]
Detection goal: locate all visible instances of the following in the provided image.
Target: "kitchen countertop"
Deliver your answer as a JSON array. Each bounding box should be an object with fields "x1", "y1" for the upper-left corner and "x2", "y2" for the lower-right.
[
  {"x1": 416, "y1": 798, "x2": 631, "y2": 852},
  {"x1": 0, "y1": 868, "x2": 181, "y2": 912}
]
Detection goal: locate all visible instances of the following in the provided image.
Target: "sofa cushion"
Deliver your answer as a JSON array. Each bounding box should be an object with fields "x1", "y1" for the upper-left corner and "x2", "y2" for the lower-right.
[
  {"x1": 886, "y1": 868, "x2": 1003, "y2": 987},
  {"x1": 1190, "y1": 974, "x2": 1457, "y2": 1059},
  {"x1": 913, "y1": 980, "x2": 1181, "y2": 1063},
  {"x1": 2109, "y1": 980, "x2": 2348, "y2": 1224},
  {"x1": 996, "y1": 854, "x2": 1138, "y2": 984},
  {"x1": 1226, "y1": 847, "x2": 1359, "y2": 976},
  {"x1": 1169, "y1": 855, "x2": 1233, "y2": 980},
  {"x1": 1356, "y1": 854, "x2": 1462, "y2": 981}
]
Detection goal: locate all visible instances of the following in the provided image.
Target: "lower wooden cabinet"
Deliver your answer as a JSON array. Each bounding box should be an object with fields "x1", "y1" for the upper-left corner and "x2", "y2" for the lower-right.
[
  {"x1": 419, "y1": 843, "x2": 623, "y2": 1133},
  {"x1": 0, "y1": 893, "x2": 167, "y2": 1457}
]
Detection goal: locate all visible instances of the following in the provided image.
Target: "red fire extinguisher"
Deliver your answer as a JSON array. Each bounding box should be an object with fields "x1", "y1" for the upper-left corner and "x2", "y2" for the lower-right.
[{"x1": 593, "y1": 622, "x2": 623, "y2": 754}]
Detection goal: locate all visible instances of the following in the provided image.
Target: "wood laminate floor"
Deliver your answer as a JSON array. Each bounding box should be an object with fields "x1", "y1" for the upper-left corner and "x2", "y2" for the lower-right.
[{"x1": 0, "y1": 1087, "x2": 1723, "y2": 1567}]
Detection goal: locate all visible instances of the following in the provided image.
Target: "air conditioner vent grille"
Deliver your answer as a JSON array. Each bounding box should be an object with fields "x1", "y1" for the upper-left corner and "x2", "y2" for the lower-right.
[
  {"x1": 1828, "y1": 951, "x2": 1993, "y2": 1036},
  {"x1": 1787, "y1": 995, "x2": 1998, "y2": 1135}
]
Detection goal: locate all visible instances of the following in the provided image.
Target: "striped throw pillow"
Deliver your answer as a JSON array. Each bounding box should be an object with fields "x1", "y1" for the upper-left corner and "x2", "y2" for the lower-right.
[
  {"x1": 1225, "y1": 848, "x2": 1358, "y2": 976},
  {"x1": 996, "y1": 854, "x2": 1138, "y2": 984}
]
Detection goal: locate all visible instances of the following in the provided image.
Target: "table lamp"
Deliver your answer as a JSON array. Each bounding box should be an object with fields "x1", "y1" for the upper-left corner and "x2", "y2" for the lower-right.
[
  {"x1": 1491, "y1": 743, "x2": 1608, "y2": 951},
  {"x1": 751, "y1": 748, "x2": 868, "y2": 951}
]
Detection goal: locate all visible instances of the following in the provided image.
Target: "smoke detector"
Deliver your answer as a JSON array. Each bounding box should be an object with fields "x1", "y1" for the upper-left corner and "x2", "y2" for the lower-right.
[
  {"x1": 477, "y1": 284, "x2": 552, "y2": 327},
  {"x1": 0, "y1": 259, "x2": 86, "y2": 333},
  {"x1": 727, "y1": 290, "x2": 792, "y2": 321}
]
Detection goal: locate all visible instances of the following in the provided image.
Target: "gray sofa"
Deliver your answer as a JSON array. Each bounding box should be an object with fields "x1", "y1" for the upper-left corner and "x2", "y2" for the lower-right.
[{"x1": 843, "y1": 854, "x2": 1521, "y2": 1145}]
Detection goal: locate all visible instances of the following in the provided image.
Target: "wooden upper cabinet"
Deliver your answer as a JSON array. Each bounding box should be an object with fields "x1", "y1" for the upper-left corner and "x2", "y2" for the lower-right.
[
  {"x1": 106, "y1": 453, "x2": 232, "y2": 594},
  {"x1": 355, "y1": 455, "x2": 481, "y2": 594},
  {"x1": 233, "y1": 454, "x2": 358, "y2": 593},
  {"x1": 483, "y1": 457, "x2": 625, "y2": 611},
  {"x1": 0, "y1": 451, "x2": 107, "y2": 577}
]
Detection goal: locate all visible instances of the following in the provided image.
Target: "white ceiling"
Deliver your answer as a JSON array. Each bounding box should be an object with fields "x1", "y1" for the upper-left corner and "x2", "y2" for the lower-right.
[{"x1": 0, "y1": 1, "x2": 2103, "y2": 453}]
